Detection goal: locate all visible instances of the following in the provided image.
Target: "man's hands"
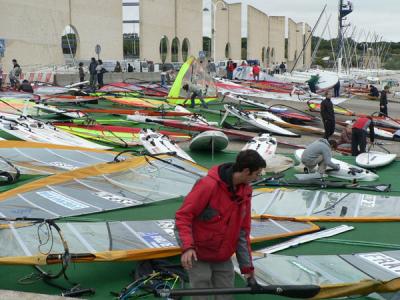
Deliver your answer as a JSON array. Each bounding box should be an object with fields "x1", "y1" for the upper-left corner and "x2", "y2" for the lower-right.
[
  {"x1": 246, "y1": 276, "x2": 262, "y2": 291},
  {"x1": 181, "y1": 248, "x2": 197, "y2": 270}
]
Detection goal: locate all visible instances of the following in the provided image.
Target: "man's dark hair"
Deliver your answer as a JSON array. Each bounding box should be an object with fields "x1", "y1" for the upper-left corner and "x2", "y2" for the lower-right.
[
  {"x1": 79, "y1": 62, "x2": 83, "y2": 66},
  {"x1": 233, "y1": 150, "x2": 266, "y2": 173},
  {"x1": 328, "y1": 139, "x2": 338, "y2": 149},
  {"x1": 12, "y1": 59, "x2": 17, "y2": 63},
  {"x1": 182, "y1": 83, "x2": 189, "y2": 91}
]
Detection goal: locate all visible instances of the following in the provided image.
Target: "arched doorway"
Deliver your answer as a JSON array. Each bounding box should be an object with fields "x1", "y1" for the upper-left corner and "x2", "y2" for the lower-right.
[
  {"x1": 225, "y1": 43, "x2": 231, "y2": 59},
  {"x1": 266, "y1": 47, "x2": 271, "y2": 66},
  {"x1": 61, "y1": 25, "x2": 78, "y2": 58},
  {"x1": 271, "y1": 48, "x2": 275, "y2": 64},
  {"x1": 159, "y1": 36, "x2": 169, "y2": 63},
  {"x1": 261, "y1": 47, "x2": 266, "y2": 64},
  {"x1": 171, "y1": 37, "x2": 180, "y2": 62},
  {"x1": 182, "y1": 38, "x2": 190, "y2": 62}
]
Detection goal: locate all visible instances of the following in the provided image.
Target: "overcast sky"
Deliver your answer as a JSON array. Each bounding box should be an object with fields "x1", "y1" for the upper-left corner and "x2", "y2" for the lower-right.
[{"x1": 123, "y1": 0, "x2": 400, "y2": 42}]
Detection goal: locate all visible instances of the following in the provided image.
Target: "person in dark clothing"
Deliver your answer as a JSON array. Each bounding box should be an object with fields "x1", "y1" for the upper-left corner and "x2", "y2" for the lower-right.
[
  {"x1": 10, "y1": 59, "x2": 22, "y2": 88},
  {"x1": 369, "y1": 85, "x2": 379, "y2": 97},
  {"x1": 379, "y1": 85, "x2": 389, "y2": 116},
  {"x1": 351, "y1": 116, "x2": 375, "y2": 156},
  {"x1": 175, "y1": 150, "x2": 266, "y2": 298},
  {"x1": 127, "y1": 63, "x2": 134, "y2": 72},
  {"x1": 88, "y1": 57, "x2": 97, "y2": 88},
  {"x1": 320, "y1": 93, "x2": 335, "y2": 139},
  {"x1": 307, "y1": 75, "x2": 319, "y2": 93},
  {"x1": 78, "y1": 62, "x2": 85, "y2": 83},
  {"x1": 279, "y1": 62, "x2": 286, "y2": 74},
  {"x1": 18, "y1": 80, "x2": 33, "y2": 93},
  {"x1": 333, "y1": 80, "x2": 341, "y2": 97}
]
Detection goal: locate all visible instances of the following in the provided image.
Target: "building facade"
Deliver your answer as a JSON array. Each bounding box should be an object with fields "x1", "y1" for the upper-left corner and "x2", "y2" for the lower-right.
[{"x1": 0, "y1": 0, "x2": 123, "y2": 72}]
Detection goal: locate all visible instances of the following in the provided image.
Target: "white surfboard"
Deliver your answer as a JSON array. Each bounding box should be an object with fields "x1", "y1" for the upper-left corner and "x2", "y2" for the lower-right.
[
  {"x1": 189, "y1": 130, "x2": 228, "y2": 152},
  {"x1": 294, "y1": 149, "x2": 379, "y2": 181},
  {"x1": 140, "y1": 128, "x2": 195, "y2": 162},
  {"x1": 242, "y1": 133, "x2": 294, "y2": 173},
  {"x1": 356, "y1": 151, "x2": 397, "y2": 168}
]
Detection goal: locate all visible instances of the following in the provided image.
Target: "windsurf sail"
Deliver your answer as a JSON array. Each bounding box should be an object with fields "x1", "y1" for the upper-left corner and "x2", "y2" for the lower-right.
[
  {"x1": 0, "y1": 218, "x2": 319, "y2": 265},
  {"x1": 0, "y1": 141, "x2": 127, "y2": 175},
  {"x1": 0, "y1": 154, "x2": 207, "y2": 220},
  {"x1": 167, "y1": 56, "x2": 217, "y2": 104},
  {"x1": 55, "y1": 123, "x2": 190, "y2": 146},
  {"x1": 252, "y1": 188, "x2": 400, "y2": 221},
  {"x1": 251, "y1": 250, "x2": 400, "y2": 299}
]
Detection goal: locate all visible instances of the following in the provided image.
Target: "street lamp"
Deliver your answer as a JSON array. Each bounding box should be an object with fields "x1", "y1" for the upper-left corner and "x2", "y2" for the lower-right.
[{"x1": 203, "y1": 0, "x2": 227, "y2": 62}]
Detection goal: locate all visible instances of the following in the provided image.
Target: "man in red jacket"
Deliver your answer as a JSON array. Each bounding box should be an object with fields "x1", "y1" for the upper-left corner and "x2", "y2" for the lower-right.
[
  {"x1": 351, "y1": 116, "x2": 375, "y2": 156},
  {"x1": 175, "y1": 150, "x2": 266, "y2": 299}
]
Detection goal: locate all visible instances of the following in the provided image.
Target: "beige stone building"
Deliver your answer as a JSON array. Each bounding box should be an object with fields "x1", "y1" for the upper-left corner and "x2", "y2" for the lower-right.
[
  {"x1": 268, "y1": 16, "x2": 285, "y2": 66},
  {"x1": 0, "y1": 0, "x2": 123, "y2": 72},
  {"x1": 214, "y1": 3, "x2": 242, "y2": 62},
  {"x1": 247, "y1": 5, "x2": 269, "y2": 66},
  {"x1": 303, "y1": 23, "x2": 312, "y2": 68},
  {"x1": 0, "y1": 0, "x2": 312, "y2": 72},
  {"x1": 139, "y1": 0, "x2": 202, "y2": 63}
]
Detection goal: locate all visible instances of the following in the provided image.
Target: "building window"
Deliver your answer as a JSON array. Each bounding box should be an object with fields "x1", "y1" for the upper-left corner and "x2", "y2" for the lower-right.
[
  {"x1": 182, "y1": 38, "x2": 190, "y2": 62},
  {"x1": 225, "y1": 43, "x2": 231, "y2": 59},
  {"x1": 171, "y1": 37, "x2": 180, "y2": 62},
  {"x1": 61, "y1": 25, "x2": 78, "y2": 57},
  {"x1": 159, "y1": 36, "x2": 169, "y2": 63}
]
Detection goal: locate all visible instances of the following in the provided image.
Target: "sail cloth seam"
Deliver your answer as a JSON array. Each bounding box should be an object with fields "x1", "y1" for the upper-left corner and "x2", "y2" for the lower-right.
[
  {"x1": 45, "y1": 148, "x2": 86, "y2": 166},
  {"x1": 18, "y1": 193, "x2": 60, "y2": 218},
  {"x1": 0, "y1": 156, "x2": 154, "y2": 201},
  {"x1": 66, "y1": 223, "x2": 97, "y2": 253},
  {"x1": 46, "y1": 185, "x2": 102, "y2": 211}
]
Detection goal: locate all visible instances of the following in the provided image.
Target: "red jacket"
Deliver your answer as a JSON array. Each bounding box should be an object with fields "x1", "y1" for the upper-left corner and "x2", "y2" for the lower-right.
[
  {"x1": 252, "y1": 65, "x2": 260, "y2": 75},
  {"x1": 227, "y1": 62, "x2": 235, "y2": 72},
  {"x1": 175, "y1": 164, "x2": 254, "y2": 274}
]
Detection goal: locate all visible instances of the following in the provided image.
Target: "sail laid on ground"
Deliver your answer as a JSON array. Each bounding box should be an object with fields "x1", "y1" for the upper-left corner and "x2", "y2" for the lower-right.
[
  {"x1": 0, "y1": 112, "x2": 109, "y2": 150},
  {"x1": 252, "y1": 188, "x2": 400, "y2": 221},
  {"x1": 251, "y1": 250, "x2": 400, "y2": 299},
  {"x1": 0, "y1": 155, "x2": 206, "y2": 220},
  {"x1": 0, "y1": 218, "x2": 318, "y2": 265},
  {"x1": 167, "y1": 56, "x2": 218, "y2": 104},
  {"x1": 0, "y1": 141, "x2": 126, "y2": 175}
]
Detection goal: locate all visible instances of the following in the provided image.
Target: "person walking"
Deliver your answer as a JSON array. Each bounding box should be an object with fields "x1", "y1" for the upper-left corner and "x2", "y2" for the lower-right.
[
  {"x1": 78, "y1": 62, "x2": 85, "y2": 82},
  {"x1": 379, "y1": 85, "x2": 389, "y2": 116},
  {"x1": 182, "y1": 82, "x2": 208, "y2": 109},
  {"x1": 333, "y1": 80, "x2": 341, "y2": 98},
  {"x1": 175, "y1": 150, "x2": 266, "y2": 300},
  {"x1": 96, "y1": 59, "x2": 106, "y2": 88},
  {"x1": 252, "y1": 63, "x2": 260, "y2": 81},
  {"x1": 279, "y1": 62, "x2": 286, "y2": 74},
  {"x1": 226, "y1": 58, "x2": 235, "y2": 80},
  {"x1": 88, "y1": 57, "x2": 97, "y2": 88},
  {"x1": 127, "y1": 63, "x2": 134, "y2": 72},
  {"x1": 301, "y1": 138, "x2": 340, "y2": 175},
  {"x1": 320, "y1": 92, "x2": 335, "y2": 139},
  {"x1": 351, "y1": 116, "x2": 375, "y2": 156}
]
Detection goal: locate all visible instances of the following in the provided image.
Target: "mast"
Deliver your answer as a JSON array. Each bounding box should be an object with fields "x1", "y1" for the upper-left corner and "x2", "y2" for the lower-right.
[{"x1": 337, "y1": 0, "x2": 353, "y2": 73}]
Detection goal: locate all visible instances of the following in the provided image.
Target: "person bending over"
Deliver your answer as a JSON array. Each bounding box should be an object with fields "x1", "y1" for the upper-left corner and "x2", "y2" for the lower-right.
[{"x1": 301, "y1": 138, "x2": 340, "y2": 175}]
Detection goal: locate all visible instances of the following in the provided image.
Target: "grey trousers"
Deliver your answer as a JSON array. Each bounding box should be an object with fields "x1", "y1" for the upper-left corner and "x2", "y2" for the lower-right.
[
  {"x1": 187, "y1": 259, "x2": 235, "y2": 300},
  {"x1": 303, "y1": 155, "x2": 327, "y2": 174}
]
